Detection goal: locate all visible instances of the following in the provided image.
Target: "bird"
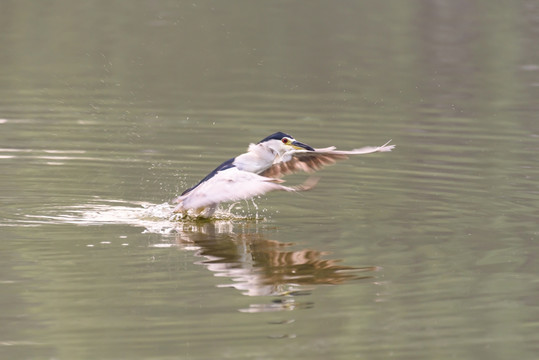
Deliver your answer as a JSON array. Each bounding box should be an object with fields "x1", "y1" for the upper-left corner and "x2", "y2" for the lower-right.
[{"x1": 173, "y1": 132, "x2": 395, "y2": 218}]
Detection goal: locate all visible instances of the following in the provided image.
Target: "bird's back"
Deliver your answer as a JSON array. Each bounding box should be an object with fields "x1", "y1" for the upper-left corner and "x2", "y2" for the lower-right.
[{"x1": 180, "y1": 157, "x2": 236, "y2": 196}]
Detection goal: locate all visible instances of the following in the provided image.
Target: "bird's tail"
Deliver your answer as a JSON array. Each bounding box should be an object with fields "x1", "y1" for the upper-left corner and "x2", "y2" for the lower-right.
[{"x1": 172, "y1": 201, "x2": 185, "y2": 213}]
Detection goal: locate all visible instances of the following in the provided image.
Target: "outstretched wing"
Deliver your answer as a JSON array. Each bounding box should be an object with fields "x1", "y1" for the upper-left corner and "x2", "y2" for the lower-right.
[
  {"x1": 260, "y1": 140, "x2": 395, "y2": 179},
  {"x1": 174, "y1": 167, "x2": 318, "y2": 213}
]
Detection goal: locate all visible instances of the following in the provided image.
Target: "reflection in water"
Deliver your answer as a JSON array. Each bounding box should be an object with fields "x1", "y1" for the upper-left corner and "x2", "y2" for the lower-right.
[
  {"x1": 15, "y1": 200, "x2": 379, "y2": 313},
  {"x1": 171, "y1": 221, "x2": 379, "y2": 312}
]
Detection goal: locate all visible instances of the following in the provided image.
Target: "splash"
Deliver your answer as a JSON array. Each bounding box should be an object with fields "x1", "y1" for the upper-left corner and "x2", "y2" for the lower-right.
[{"x1": 18, "y1": 198, "x2": 267, "y2": 234}]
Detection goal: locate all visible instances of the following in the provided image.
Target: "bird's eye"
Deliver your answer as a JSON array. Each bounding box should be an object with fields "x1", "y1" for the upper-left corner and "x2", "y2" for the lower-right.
[{"x1": 282, "y1": 138, "x2": 289, "y2": 144}]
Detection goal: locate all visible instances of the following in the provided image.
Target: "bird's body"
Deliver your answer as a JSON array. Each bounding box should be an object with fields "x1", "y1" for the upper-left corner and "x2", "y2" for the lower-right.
[{"x1": 173, "y1": 132, "x2": 394, "y2": 218}]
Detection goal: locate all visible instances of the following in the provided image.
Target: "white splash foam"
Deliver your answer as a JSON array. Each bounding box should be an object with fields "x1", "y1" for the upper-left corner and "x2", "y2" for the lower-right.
[{"x1": 19, "y1": 199, "x2": 266, "y2": 234}]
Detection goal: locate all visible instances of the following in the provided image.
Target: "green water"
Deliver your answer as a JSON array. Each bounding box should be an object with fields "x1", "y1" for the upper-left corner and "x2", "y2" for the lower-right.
[{"x1": 1, "y1": 1, "x2": 538, "y2": 359}]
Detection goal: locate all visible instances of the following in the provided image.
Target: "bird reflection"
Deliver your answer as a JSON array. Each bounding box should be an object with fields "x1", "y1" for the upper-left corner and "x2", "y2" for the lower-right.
[{"x1": 172, "y1": 221, "x2": 379, "y2": 311}]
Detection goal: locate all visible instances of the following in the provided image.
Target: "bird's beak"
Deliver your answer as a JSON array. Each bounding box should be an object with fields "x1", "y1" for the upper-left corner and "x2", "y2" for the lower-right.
[{"x1": 291, "y1": 140, "x2": 315, "y2": 151}]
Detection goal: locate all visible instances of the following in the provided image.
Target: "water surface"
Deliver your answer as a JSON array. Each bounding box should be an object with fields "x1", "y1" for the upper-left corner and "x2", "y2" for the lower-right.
[{"x1": 1, "y1": 1, "x2": 538, "y2": 359}]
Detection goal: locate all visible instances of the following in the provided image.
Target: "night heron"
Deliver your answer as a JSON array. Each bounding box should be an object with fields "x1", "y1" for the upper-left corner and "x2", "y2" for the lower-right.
[{"x1": 173, "y1": 132, "x2": 394, "y2": 217}]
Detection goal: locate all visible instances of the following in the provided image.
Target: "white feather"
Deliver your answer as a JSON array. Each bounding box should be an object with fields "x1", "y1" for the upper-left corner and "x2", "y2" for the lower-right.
[{"x1": 174, "y1": 167, "x2": 315, "y2": 214}]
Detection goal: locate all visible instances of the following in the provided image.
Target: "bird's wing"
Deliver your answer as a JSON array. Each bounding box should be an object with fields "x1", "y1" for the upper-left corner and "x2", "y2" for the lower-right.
[
  {"x1": 260, "y1": 140, "x2": 395, "y2": 178},
  {"x1": 174, "y1": 167, "x2": 318, "y2": 212}
]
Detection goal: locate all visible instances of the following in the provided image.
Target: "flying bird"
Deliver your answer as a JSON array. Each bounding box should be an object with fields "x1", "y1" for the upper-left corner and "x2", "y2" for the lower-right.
[{"x1": 173, "y1": 132, "x2": 394, "y2": 217}]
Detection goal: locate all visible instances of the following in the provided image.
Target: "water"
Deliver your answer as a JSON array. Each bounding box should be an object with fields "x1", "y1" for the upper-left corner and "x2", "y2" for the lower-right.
[{"x1": 1, "y1": 1, "x2": 539, "y2": 359}]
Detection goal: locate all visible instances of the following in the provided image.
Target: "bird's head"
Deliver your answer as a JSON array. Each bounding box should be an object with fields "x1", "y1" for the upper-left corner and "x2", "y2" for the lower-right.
[{"x1": 257, "y1": 132, "x2": 315, "y2": 154}]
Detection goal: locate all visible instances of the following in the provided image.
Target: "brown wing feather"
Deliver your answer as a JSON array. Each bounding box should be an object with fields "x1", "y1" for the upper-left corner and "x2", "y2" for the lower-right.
[
  {"x1": 260, "y1": 152, "x2": 350, "y2": 178},
  {"x1": 259, "y1": 140, "x2": 395, "y2": 178}
]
